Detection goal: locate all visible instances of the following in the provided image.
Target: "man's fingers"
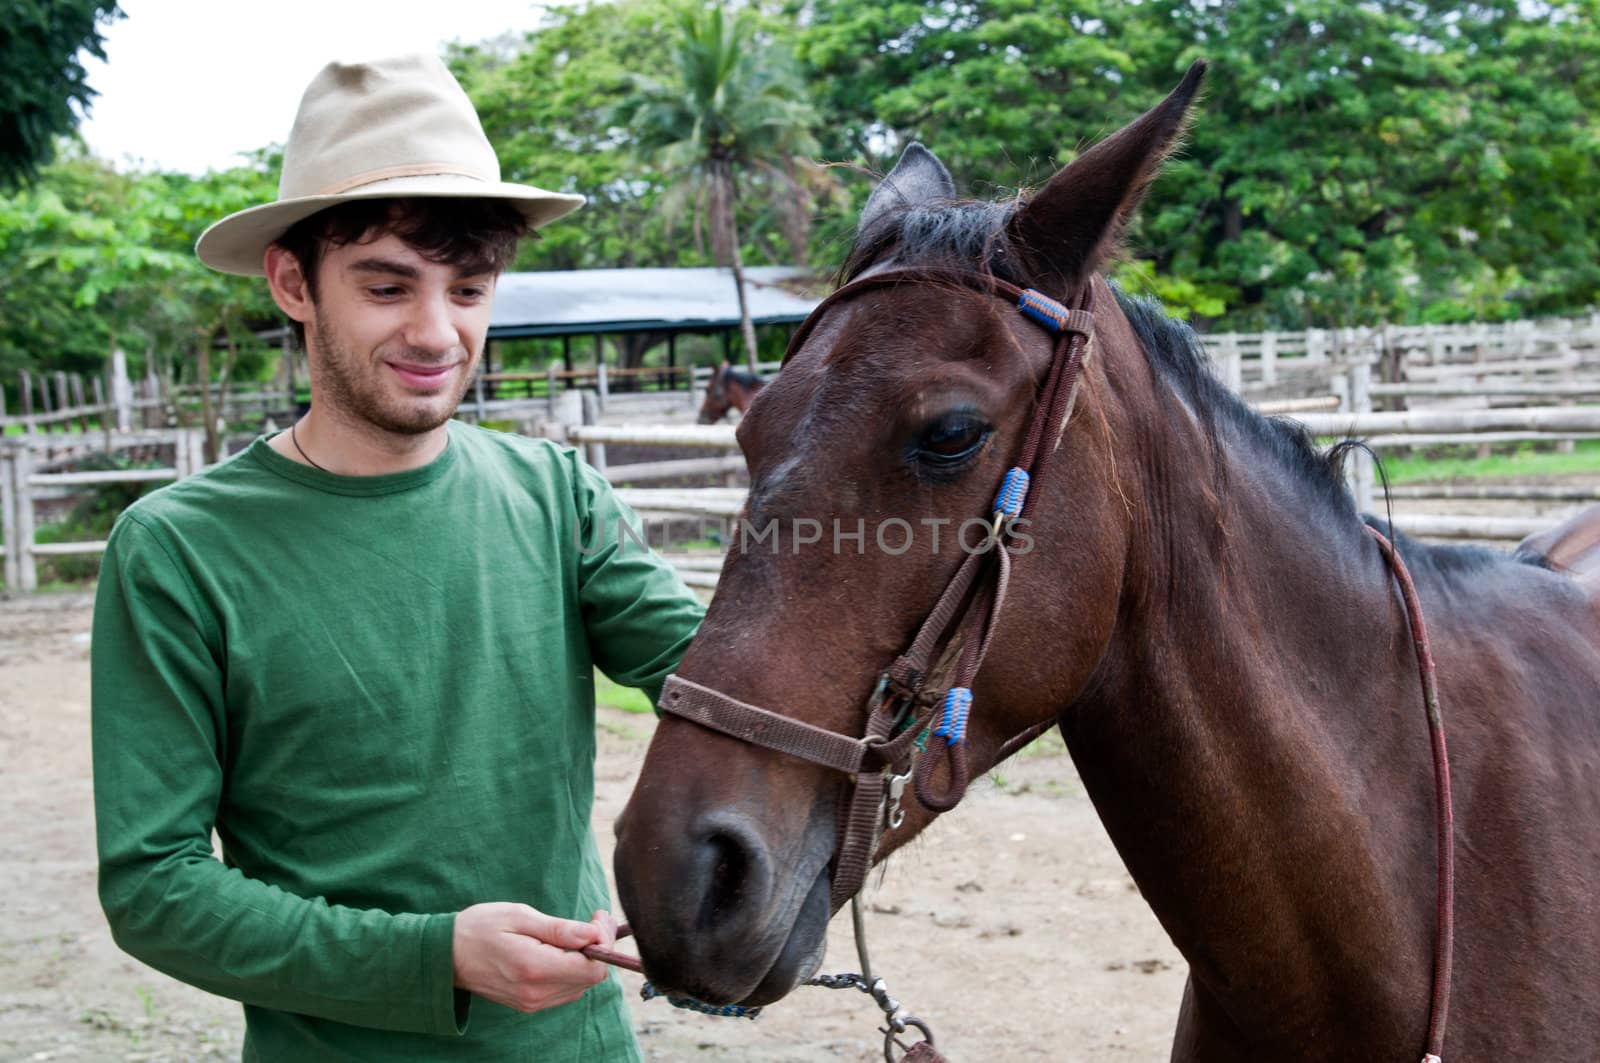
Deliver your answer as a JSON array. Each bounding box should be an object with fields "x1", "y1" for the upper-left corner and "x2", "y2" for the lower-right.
[
  {"x1": 504, "y1": 904, "x2": 602, "y2": 950},
  {"x1": 590, "y1": 908, "x2": 619, "y2": 947}
]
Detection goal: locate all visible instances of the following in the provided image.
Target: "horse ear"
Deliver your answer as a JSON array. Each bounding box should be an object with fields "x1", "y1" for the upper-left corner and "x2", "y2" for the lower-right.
[
  {"x1": 859, "y1": 143, "x2": 957, "y2": 234},
  {"x1": 1007, "y1": 60, "x2": 1207, "y2": 293}
]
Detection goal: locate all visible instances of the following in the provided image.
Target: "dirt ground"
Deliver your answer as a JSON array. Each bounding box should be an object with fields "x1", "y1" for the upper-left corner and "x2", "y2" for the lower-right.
[
  {"x1": 0, "y1": 593, "x2": 1185, "y2": 1063},
  {"x1": 4, "y1": 470, "x2": 1594, "y2": 1063}
]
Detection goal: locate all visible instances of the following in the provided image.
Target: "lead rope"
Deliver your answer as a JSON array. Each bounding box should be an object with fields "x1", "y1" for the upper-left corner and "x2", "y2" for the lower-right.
[
  {"x1": 589, "y1": 900, "x2": 946, "y2": 1061},
  {"x1": 1366, "y1": 525, "x2": 1454, "y2": 1063}
]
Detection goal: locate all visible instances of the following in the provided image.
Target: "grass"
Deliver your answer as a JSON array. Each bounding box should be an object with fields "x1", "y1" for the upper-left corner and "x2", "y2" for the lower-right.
[
  {"x1": 1380, "y1": 440, "x2": 1600, "y2": 483},
  {"x1": 594, "y1": 670, "x2": 655, "y2": 714}
]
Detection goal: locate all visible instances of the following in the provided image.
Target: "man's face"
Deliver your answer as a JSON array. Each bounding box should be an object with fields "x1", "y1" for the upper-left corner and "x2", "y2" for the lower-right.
[{"x1": 303, "y1": 232, "x2": 496, "y2": 436}]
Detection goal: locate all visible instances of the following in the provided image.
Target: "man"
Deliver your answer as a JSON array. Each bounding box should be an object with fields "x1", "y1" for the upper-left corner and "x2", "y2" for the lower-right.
[{"x1": 91, "y1": 54, "x2": 704, "y2": 1061}]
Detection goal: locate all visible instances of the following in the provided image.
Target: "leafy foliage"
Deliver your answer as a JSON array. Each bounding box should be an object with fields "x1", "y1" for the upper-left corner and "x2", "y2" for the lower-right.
[
  {"x1": 796, "y1": 0, "x2": 1600, "y2": 326},
  {"x1": 448, "y1": 5, "x2": 687, "y2": 272},
  {"x1": 1, "y1": 0, "x2": 123, "y2": 187},
  {"x1": 3, "y1": 0, "x2": 1597, "y2": 392},
  {"x1": 0, "y1": 148, "x2": 280, "y2": 381},
  {"x1": 614, "y1": 3, "x2": 827, "y2": 263}
]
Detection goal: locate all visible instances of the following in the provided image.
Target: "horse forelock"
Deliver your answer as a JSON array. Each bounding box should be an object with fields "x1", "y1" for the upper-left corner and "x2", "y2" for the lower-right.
[{"x1": 840, "y1": 199, "x2": 1028, "y2": 287}]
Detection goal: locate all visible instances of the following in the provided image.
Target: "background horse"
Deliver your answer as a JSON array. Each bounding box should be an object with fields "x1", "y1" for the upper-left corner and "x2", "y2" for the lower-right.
[
  {"x1": 615, "y1": 63, "x2": 1600, "y2": 1061},
  {"x1": 697, "y1": 361, "x2": 766, "y2": 423}
]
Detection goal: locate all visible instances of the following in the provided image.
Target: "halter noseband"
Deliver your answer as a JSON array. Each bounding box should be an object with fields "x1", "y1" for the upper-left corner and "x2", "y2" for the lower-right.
[{"x1": 659, "y1": 267, "x2": 1097, "y2": 912}]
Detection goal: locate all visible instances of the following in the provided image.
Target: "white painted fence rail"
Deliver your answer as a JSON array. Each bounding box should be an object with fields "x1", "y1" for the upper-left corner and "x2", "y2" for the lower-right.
[
  {"x1": 1288, "y1": 405, "x2": 1600, "y2": 437},
  {"x1": 565, "y1": 424, "x2": 738, "y2": 448}
]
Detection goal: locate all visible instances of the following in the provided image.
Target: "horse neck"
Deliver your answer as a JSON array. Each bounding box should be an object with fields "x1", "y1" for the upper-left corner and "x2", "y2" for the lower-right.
[
  {"x1": 1058, "y1": 327, "x2": 1443, "y2": 1045},
  {"x1": 731, "y1": 376, "x2": 761, "y2": 412}
]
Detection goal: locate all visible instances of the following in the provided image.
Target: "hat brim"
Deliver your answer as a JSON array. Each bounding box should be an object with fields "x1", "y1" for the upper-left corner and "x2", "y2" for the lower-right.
[{"x1": 194, "y1": 173, "x2": 586, "y2": 276}]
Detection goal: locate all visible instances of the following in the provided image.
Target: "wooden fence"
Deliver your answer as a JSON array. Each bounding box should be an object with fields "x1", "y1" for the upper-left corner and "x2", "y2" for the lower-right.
[
  {"x1": 7, "y1": 305, "x2": 1599, "y2": 591},
  {"x1": 1, "y1": 430, "x2": 207, "y2": 592},
  {"x1": 554, "y1": 400, "x2": 1589, "y2": 548}
]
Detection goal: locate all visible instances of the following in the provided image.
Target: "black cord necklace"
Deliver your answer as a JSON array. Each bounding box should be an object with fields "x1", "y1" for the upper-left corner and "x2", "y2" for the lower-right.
[{"x1": 289, "y1": 422, "x2": 330, "y2": 473}]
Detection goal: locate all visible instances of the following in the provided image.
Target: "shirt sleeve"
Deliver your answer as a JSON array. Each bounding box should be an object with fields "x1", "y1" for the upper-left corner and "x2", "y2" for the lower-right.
[
  {"x1": 91, "y1": 514, "x2": 467, "y2": 1037},
  {"x1": 571, "y1": 458, "x2": 705, "y2": 706}
]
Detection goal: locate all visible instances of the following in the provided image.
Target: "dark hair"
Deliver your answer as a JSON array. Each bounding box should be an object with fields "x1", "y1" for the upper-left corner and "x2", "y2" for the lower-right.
[{"x1": 273, "y1": 197, "x2": 530, "y2": 347}]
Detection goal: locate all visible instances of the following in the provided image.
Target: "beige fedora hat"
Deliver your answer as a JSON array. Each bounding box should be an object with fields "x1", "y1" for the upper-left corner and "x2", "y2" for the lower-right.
[{"x1": 195, "y1": 53, "x2": 585, "y2": 276}]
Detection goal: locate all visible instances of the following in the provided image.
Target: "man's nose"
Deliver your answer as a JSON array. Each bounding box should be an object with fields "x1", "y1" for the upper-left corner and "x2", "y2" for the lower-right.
[{"x1": 406, "y1": 293, "x2": 461, "y2": 354}]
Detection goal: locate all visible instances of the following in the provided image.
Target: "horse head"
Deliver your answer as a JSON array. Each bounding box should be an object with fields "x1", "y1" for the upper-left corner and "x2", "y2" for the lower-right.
[
  {"x1": 615, "y1": 61, "x2": 1207, "y2": 1008},
  {"x1": 697, "y1": 362, "x2": 733, "y2": 424}
]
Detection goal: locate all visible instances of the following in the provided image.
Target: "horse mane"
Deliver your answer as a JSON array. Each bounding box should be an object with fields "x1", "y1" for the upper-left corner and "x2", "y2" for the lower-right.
[
  {"x1": 840, "y1": 198, "x2": 1518, "y2": 576},
  {"x1": 723, "y1": 366, "x2": 765, "y2": 389}
]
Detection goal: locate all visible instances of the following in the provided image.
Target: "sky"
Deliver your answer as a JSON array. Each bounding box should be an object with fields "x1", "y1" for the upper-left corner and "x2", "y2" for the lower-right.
[{"x1": 79, "y1": 0, "x2": 551, "y2": 175}]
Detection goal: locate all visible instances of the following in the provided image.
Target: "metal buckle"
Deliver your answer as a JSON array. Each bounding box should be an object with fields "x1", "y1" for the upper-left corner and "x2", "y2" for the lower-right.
[{"x1": 883, "y1": 767, "x2": 911, "y2": 831}]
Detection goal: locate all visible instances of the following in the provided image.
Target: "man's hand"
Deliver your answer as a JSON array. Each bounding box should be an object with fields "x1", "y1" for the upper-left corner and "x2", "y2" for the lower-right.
[{"x1": 452, "y1": 902, "x2": 619, "y2": 1013}]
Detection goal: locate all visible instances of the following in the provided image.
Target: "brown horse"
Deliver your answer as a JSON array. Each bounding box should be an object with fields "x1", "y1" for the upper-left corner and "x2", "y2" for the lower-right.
[
  {"x1": 697, "y1": 361, "x2": 766, "y2": 424},
  {"x1": 614, "y1": 63, "x2": 1600, "y2": 1061}
]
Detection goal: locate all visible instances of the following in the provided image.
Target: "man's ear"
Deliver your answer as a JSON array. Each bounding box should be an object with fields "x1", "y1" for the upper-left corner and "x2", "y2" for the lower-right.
[{"x1": 263, "y1": 244, "x2": 314, "y2": 327}]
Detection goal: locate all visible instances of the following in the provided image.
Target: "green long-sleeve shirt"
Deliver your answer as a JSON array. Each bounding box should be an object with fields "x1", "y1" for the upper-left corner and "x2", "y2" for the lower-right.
[{"x1": 91, "y1": 422, "x2": 704, "y2": 1061}]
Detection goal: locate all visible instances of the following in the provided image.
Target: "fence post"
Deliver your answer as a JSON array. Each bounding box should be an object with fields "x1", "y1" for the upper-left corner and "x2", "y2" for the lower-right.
[
  {"x1": 145, "y1": 363, "x2": 161, "y2": 429},
  {"x1": 14, "y1": 445, "x2": 36, "y2": 592},
  {"x1": 547, "y1": 388, "x2": 582, "y2": 441},
  {"x1": 1558, "y1": 343, "x2": 1577, "y2": 455},
  {"x1": 1306, "y1": 329, "x2": 1327, "y2": 365},
  {"x1": 473, "y1": 367, "x2": 487, "y2": 423},
  {"x1": 596, "y1": 361, "x2": 610, "y2": 413},
  {"x1": 1259, "y1": 331, "x2": 1278, "y2": 386},
  {"x1": 1, "y1": 445, "x2": 16, "y2": 592},
  {"x1": 1330, "y1": 372, "x2": 1349, "y2": 413},
  {"x1": 92, "y1": 376, "x2": 110, "y2": 451},
  {"x1": 173, "y1": 430, "x2": 192, "y2": 478},
  {"x1": 545, "y1": 365, "x2": 559, "y2": 418},
  {"x1": 70, "y1": 374, "x2": 89, "y2": 433},
  {"x1": 1220, "y1": 334, "x2": 1243, "y2": 391},
  {"x1": 1347, "y1": 357, "x2": 1375, "y2": 513},
  {"x1": 580, "y1": 390, "x2": 607, "y2": 475}
]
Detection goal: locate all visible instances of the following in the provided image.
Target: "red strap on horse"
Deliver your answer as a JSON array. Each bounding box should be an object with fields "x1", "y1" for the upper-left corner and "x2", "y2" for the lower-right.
[{"x1": 1367, "y1": 525, "x2": 1455, "y2": 1062}]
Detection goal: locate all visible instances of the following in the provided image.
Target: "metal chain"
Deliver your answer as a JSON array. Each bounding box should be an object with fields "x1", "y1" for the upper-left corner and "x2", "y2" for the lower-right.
[{"x1": 801, "y1": 897, "x2": 940, "y2": 1062}]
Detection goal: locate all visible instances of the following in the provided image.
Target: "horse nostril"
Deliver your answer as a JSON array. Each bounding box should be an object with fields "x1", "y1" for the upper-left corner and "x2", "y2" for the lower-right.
[{"x1": 696, "y1": 830, "x2": 758, "y2": 931}]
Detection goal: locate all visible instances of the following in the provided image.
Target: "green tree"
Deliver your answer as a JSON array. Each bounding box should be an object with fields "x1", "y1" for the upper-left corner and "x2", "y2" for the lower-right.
[
  {"x1": 448, "y1": 5, "x2": 687, "y2": 274},
  {"x1": 796, "y1": 0, "x2": 1600, "y2": 328},
  {"x1": 616, "y1": 2, "x2": 824, "y2": 368},
  {"x1": 1, "y1": 0, "x2": 123, "y2": 187},
  {"x1": 0, "y1": 148, "x2": 280, "y2": 455}
]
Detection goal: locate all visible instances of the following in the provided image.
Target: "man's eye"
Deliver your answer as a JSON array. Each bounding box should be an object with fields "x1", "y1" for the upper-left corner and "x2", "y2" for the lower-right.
[{"x1": 369, "y1": 286, "x2": 403, "y2": 298}]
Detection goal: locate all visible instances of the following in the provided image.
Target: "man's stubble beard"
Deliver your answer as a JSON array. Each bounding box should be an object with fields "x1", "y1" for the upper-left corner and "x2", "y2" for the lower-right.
[{"x1": 310, "y1": 305, "x2": 478, "y2": 436}]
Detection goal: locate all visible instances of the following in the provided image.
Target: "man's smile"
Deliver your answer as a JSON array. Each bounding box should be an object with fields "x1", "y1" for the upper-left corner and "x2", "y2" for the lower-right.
[{"x1": 385, "y1": 359, "x2": 461, "y2": 390}]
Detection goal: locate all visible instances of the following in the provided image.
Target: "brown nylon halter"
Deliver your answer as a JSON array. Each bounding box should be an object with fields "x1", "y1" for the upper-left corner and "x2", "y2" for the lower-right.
[
  {"x1": 661, "y1": 267, "x2": 1097, "y2": 913},
  {"x1": 649, "y1": 269, "x2": 1455, "y2": 1062}
]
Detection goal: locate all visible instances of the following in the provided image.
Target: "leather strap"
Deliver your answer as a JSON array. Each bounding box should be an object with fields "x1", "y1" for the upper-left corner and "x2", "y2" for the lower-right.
[{"x1": 659, "y1": 674, "x2": 876, "y2": 775}]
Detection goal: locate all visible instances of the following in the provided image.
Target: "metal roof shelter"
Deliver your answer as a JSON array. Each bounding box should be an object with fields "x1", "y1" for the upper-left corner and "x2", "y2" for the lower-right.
[{"x1": 488, "y1": 265, "x2": 822, "y2": 340}]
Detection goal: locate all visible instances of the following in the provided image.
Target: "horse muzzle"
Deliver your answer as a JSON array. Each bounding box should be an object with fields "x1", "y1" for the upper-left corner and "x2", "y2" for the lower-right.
[{"x1": 614, "y1": 801, "x2": 836, "y2": 1005}]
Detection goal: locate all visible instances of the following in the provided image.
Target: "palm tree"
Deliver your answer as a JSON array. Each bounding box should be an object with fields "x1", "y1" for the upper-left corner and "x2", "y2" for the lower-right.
[{"x1": 617, "y1": 3, "x2": 822, "y2": 370}]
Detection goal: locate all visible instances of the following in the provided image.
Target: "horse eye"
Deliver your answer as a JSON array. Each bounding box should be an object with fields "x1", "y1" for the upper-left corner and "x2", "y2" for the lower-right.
[{"x1": 915, "y1": 417, "x2": 990, "y2": 465}]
